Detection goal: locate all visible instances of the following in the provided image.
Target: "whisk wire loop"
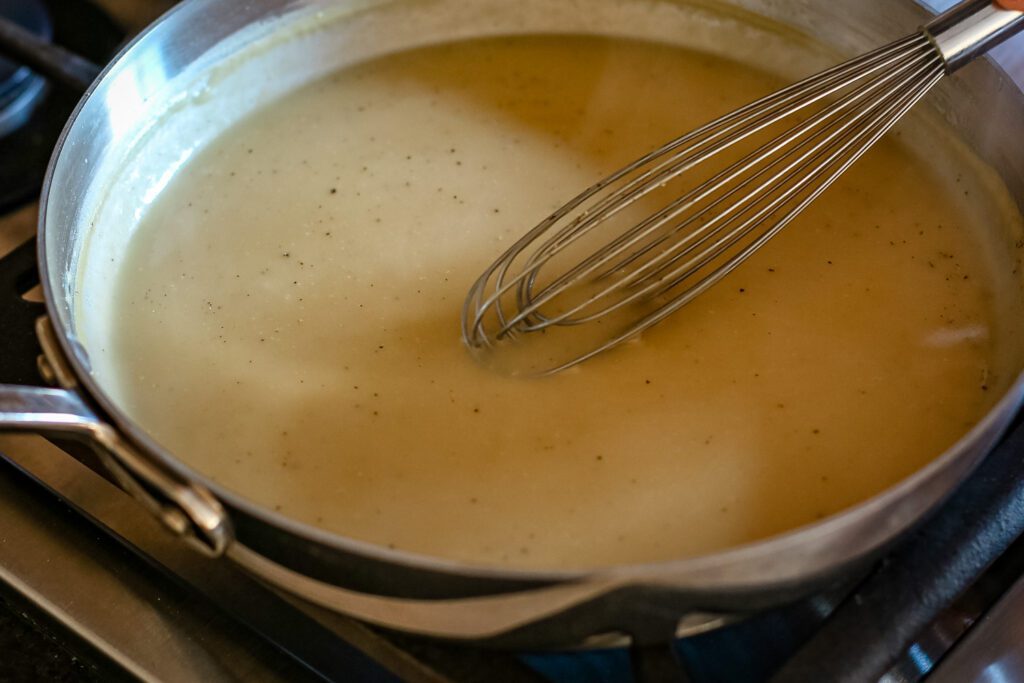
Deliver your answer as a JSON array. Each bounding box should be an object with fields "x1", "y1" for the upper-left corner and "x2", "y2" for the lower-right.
[
  {"x1": 464, "y1": 0, "x2": 1024, "y2": 374},
  {"x1": 525, "y1": 58, "x2": 945, "y2": 360},
  {"x1": 467, "y1": 35, "x2": 931, "y2": 337},
  {"x1": 512, "y1": 42, "x2": 945, "y2": 329}
]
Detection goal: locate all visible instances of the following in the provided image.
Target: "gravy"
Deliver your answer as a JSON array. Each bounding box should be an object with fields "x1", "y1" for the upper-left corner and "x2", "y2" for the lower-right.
[{"x1": 101, "y1": 35, "x2": 1019, "y2": 569}]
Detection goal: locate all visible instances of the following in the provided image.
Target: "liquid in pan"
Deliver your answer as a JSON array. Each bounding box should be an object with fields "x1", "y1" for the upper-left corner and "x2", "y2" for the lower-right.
[{"x1": 90, "y1": 35, "x2": 1024, "y2": 570}]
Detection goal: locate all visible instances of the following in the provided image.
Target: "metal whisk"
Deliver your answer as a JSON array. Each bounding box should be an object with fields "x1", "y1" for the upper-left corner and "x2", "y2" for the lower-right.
[{"x1": 463, "y1": 0, "x2": 1024, "y2": 374}]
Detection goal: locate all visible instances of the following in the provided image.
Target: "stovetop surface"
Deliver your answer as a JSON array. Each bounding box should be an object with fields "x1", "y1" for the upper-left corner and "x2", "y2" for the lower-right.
[{"x1": 1, "y1": 1, "x2": 1024, "y2": 682}]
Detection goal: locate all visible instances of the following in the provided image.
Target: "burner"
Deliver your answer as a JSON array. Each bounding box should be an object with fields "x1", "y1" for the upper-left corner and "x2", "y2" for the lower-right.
[
  {"x1": 0, "y1": 0, "x2": 50, "y2": 138},
  {"x1": 0, "y1": 0, "x2": 123, "y2": 213}
]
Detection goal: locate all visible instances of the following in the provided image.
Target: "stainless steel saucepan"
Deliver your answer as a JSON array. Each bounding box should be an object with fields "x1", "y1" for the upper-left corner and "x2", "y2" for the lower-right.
[{"x1": 0, "y1": 0, "x2": 1022, "y2": 648}]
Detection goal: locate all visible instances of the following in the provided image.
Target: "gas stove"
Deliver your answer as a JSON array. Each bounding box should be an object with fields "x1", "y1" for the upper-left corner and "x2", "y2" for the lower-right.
[{"x1": 0, "y1": 1, "x2": 1023, "y2": 682}]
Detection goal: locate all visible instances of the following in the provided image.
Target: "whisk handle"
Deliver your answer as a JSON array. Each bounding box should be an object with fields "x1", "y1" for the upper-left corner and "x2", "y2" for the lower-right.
[{"x1": 924, "y1": 0, "x2": 1024, "y2": 72}]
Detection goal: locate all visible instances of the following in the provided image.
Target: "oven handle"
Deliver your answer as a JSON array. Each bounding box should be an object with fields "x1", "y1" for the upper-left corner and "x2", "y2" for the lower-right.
[{"x1": 0, "y1": 317, "x2": 232, "y2": 557}]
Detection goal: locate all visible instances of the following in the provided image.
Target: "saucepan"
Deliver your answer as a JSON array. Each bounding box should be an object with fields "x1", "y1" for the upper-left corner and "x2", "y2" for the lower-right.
[{"x1": 0, "y1": 0, "x2": 1022, "y2": 650}]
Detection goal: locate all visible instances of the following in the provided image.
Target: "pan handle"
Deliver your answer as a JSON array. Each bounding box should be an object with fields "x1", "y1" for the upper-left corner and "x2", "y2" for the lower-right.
[
  {"x1": 0, "y1": 318, "x2": 232, "y2": 557},
  {"x1": 0, "y1": 218, "x2": 231, "y2": 557}
]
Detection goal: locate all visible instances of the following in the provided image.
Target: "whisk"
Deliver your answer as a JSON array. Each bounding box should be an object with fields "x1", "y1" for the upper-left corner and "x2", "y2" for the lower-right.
[{"x1": 463, "y1": 0, "x2": 1024, "y2": 374}]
